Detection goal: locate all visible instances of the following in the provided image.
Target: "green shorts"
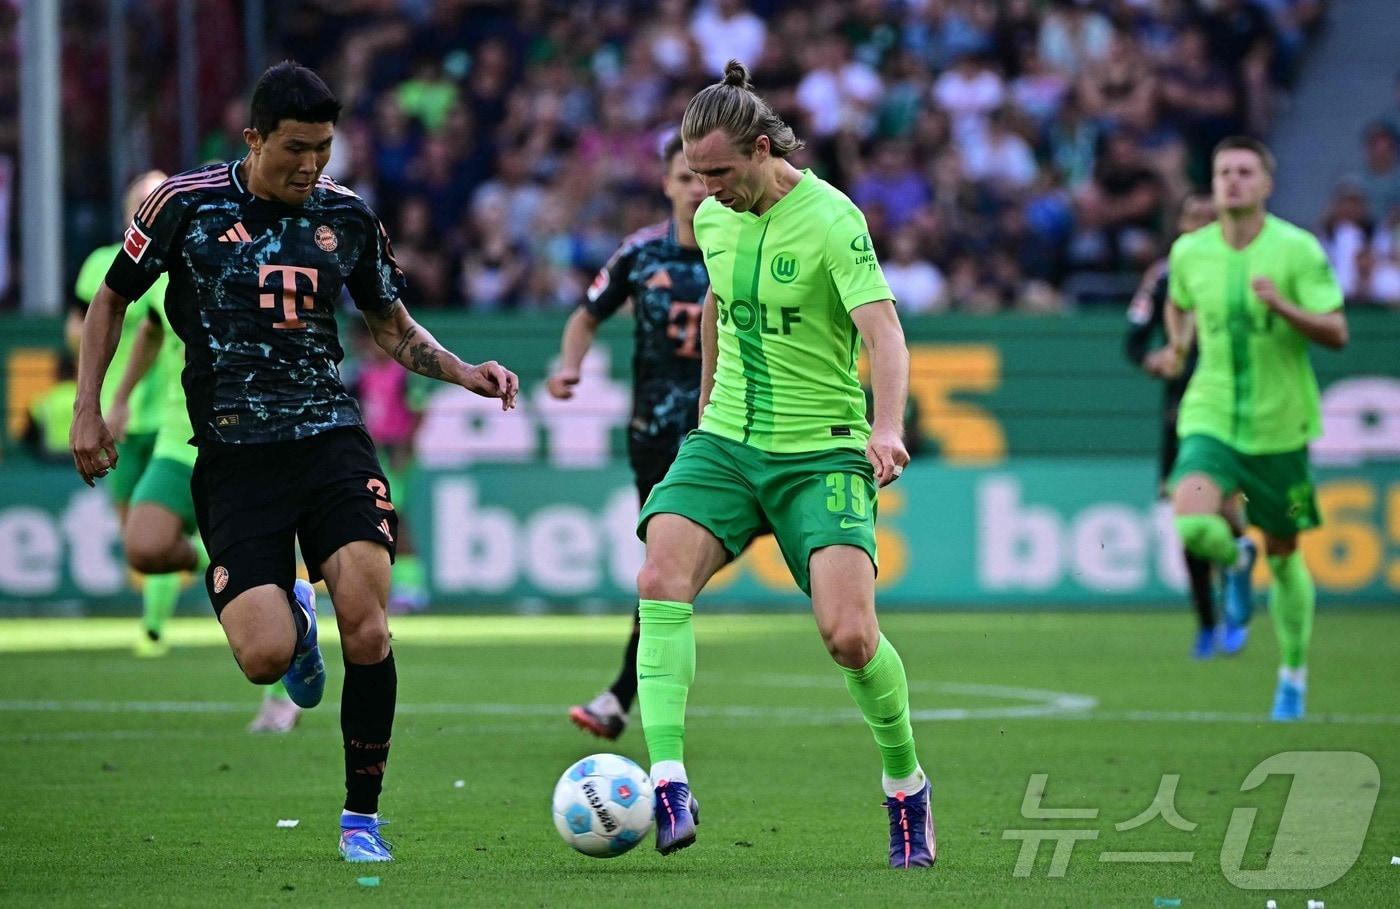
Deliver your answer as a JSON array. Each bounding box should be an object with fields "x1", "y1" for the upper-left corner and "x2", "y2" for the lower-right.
[
  {"x1": 108, "y1": 432, "x2": 157, "y2": 506},
  {"x1": 637, "y1": 430, "x2": 878, "y2": 595},
  {"x1": 130, "y1": 456, "x2": 197, "y2": 534},
  {"x1": 1169, "y1": 434, "x2": 1320, "y2": 538}
]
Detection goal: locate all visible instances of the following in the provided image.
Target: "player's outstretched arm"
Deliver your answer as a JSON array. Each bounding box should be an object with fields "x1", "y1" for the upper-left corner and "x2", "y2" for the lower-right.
[
  {"x1": 547, "y1": 307, "x2": 602, "y2": 400},
  {"x1": 699, "y1": 288, "x2": 718, "y2": 418},
  {"x1": 70, "y1": 282, "x2": 131, "y2": 486},
  {"x1": 362, "y1": 301, "x2": 519, "y2": 410},
  {"x1": 851, "y1": 300, "x2": 911, "y2": 487}
]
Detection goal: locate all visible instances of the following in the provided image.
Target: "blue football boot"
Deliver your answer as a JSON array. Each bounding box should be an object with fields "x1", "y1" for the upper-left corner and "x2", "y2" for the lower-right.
[
  {"x1": 653, "y1": 779, "x2": 699, "y2": 855},
  {"x1": 281, "y1": 580, "x2": 325, "y2": 709},
  {"x1": 1222, "y1": 536, "x2": 1257, "y2": 629},
  {"x1": 340, "y1": 814, "x2": 394, "y2": 862},
  {"x1": 1271, "y1": 677, "x2": 1306, "y2": 722},
  {"x1": 884, "y1": 782, "x2": 936, "y2": 869}
]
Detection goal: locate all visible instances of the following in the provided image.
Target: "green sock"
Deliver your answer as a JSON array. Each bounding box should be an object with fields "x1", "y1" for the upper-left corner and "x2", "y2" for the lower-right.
[
  {"x1": 267, "y1": 680, "x2": 292, "y2": 702},
  {"x1": 1268, "y1": 551, "x2": 1315, "y2": 669},
  {"x1": 841, "y1": 634, "x2": 919, "y2": 780},
  {"x1": 637, "y1": 599, "x2": 695, "y2": 765},
  {"x1": 141, "y1": 572, "x2": 182, "y2": 638},
  {"x1": 1174, "y1": 514, "x2": 1239, "y2": 566}
]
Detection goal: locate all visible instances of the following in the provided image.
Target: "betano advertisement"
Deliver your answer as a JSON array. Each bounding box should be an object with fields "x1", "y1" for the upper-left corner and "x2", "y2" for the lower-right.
[{"x1": 0, "y1": 313, "x2": 1396, "y2": 612}]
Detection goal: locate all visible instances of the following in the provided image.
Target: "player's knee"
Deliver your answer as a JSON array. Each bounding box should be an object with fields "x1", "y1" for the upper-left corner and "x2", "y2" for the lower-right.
[
  {"x1": 237, "y1": 646, "x2": 293, "y2": 685},
  {"x1": 339, "y1": 614, "x2": 390, "y2": 664},
  {"x1": 124, "y1": 533, "x2": 176, "y2": 574},
  {"x1": 636, "y1": 559, "x2": 684, "y2": 602},
  {"x1": 821, "y1": 621, "x2": 877, "y2": 669}
]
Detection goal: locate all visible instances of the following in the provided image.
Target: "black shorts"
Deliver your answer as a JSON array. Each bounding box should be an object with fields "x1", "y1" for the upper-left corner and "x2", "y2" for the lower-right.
[
  {"x1": 192, "y1": 426, "x2": 398, "y2": 614},
  {"x1": 629, "y1": 433, "x2": 684, "y2": 506}
]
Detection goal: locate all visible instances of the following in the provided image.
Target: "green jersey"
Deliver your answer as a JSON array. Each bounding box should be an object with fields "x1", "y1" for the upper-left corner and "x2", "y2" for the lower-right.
[
  {"x1": 1169, "y1": 215, "x2": 1343, "y2": 455},
  {"x1": 147, "y1": 292, "x2": 197, "y2": 467},
  {"x1": 74, "y1": 244, "x2": 171, "y2": 435},
  {"x1": 694, "y1": 170, "x2": 893, "y2": 453}
]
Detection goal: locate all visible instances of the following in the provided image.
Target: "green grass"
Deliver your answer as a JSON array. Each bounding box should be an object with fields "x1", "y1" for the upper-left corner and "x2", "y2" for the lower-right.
[{"x1": 2, "y1": 611, "x2": 1398, "y2": 908}]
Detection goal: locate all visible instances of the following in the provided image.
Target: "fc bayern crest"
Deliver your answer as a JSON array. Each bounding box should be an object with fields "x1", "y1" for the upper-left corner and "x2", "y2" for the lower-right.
[{"x1": 314, "y1": 225, "x2": 338, "y2": 251}]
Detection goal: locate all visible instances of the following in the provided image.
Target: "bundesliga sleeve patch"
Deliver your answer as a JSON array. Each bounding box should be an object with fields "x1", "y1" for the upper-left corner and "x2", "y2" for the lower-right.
[
  {"x1": 587, "y1": 267, "x2": 610, "y2": 302},
  {"x1": 123, "y1": 223, "x2": 152, "y2": 263}
]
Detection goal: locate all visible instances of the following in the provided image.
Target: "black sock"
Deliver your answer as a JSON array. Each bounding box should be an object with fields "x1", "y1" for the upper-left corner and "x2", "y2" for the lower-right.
[
  {"x1": 1185, "y1": 550, "x2": 1215, "y2": 631},
  {"x1": 285, "y1": 588, "x2": 309, "y2": 643},
  {"x1": 342, "y1": 650, "x2": 397, "y2": 815},
  {"x1": 608, "y1": 608, "x2": 642, "y2": 712}
]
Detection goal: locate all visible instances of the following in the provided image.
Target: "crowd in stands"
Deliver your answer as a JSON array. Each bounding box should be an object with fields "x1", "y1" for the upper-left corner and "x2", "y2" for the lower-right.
[{"x1": 11, "y1": 0, "x2": 1365, "y2": 313}]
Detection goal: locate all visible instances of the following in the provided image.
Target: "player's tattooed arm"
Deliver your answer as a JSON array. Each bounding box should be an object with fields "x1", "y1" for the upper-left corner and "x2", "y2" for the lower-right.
[{"x1": 363, "y1": 301, "x2": 520, "y2": 409}]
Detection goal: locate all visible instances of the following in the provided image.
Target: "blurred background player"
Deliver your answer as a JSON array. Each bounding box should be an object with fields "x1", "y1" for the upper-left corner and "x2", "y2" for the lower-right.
[
  {"x1": 547, "y1": 131, "x2": 709, "y2": 741},
  {"x1": 632, "y1": 61, "x2": 932, "y2": 867},
  {"x1": 70, "y1": 171, "x2": 181, "y2": 657},
  {"x1": 1125, "y1": 193, "x2": 1249, "y2": 659},
  {"x1": 1164, "y1": 137, "x2": 1348, "y2": 721}
]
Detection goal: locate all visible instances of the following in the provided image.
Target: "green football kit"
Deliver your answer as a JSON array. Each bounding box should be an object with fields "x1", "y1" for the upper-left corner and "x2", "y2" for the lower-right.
[
  {"x1": 634, "y1": 170, "x2": 921, "y2": 799},
  {"x1": 1167, "y1": 214, "x2": 1342, "y2": 535},
  {"x1": 1168, "y1": 214, "x2": 1343, "y2": 674}
]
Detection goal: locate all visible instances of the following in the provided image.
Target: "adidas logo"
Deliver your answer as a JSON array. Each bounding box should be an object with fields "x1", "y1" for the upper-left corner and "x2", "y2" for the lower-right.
[
  {"x1": 217, "y1": 222, "x2": 252, "y2": 243},
  {"x1": 377, "y1": 519, "x2": 394, "y2": 542}
]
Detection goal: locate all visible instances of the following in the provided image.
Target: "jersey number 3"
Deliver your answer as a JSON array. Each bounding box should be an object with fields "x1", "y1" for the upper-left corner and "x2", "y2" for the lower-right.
[{"x1": 259, "y1": 264, "x2": 319, "y2": 329}]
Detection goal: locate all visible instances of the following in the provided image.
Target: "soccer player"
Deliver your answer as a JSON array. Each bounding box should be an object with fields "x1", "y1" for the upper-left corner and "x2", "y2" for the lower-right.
[
  {"x1": 548, "y1": 132, "x2": 709, "y2": 741},
  {"x1": 1164, "y1": 136, "x2": 1347, "y2": 721},
  {"x1": 1126, "y1": 194, "x2": 1249, "y2": 659},
  {"x1": 71, "y1": 171, "x2": 185, "y2": 657},
  {"x1": 70, "y1": 62, "x2": 520, "y2": 861},
  {"x1": 631, "y1": 61, "x2": 933, "y2": 867}
]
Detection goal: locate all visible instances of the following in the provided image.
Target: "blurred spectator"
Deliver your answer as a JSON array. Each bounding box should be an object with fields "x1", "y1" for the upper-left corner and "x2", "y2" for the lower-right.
[
  {"x1": 1072, "y1": 130, "x2": 1167, "y2": 271},
  {"x1": 1157, "y1": 26, "x2": 1240, "y2": 183},
  {"x1": 25, "y1": 0, "x2": 1337, "y2": 313},
  {"x1": 962, "y1": 108, "x2": 1037, "y2": 197},
  {"x1": 1038, "y1": 0, "x2": 1112, "y2": 77},
  {"x1": 883, "y1": 228, "x2": 948, "y2": 315},
  {"x1": 691, "y1": 0, "x2": 766, "y2": 77},
  {"x1": 1320, "y1": 180, "x2": 1400, "y2": 305},
  {"x1": 795, "y1": 35, "x2": 883, "y2": 139},
  {"x1": 1354, "y1": 122, "x2": 1400, "y2": 224},
  {"x1": 1077, "y1": 29, "x2": 1156, "y2": 131},
  {"x1": 851, "y1": 140, "x2": 932, "y2": 232},
  {"x1": 391, "y1": 196, "x2": 451, "y2": 309}
]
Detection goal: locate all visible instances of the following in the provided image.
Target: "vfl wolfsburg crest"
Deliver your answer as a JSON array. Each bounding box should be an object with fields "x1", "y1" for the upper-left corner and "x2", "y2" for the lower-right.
[{"x1": 771, "y1": 252, "x2": 799, "y2": 283}]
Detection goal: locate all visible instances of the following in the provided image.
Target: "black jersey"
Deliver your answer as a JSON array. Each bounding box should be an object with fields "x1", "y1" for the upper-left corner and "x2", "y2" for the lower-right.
[
  {"x1": 583, "y1": 220, "x2": 708, "y2": 444},
  {"x1": 104, "y1": 161, "x2": 406, "y2": 445},
  {"x1": 1124, "y1": 260, "x2": 1197, "y2": 408}
]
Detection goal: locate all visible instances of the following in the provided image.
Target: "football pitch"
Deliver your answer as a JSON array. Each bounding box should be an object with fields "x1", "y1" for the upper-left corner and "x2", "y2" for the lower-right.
[{"x1": 3, "y1": 611, "x2": 1397, "y2": 908}]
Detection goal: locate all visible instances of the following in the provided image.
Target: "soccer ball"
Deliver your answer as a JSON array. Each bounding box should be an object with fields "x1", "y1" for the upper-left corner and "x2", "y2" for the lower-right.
[{"x1": 551, "y1": 753, "x2": 655, "y2": 858}]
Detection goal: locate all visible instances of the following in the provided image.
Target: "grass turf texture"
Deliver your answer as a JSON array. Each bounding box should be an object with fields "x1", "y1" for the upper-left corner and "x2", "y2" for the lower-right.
[{"x1": 2, "y1": 612, "x2": 1397, "y2": 908}]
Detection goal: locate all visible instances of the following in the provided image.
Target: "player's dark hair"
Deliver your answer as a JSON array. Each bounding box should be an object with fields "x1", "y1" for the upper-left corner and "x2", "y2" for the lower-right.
[
  {"x1": 1211, "y1": 136, "x2": 1276, "y2": 175},
  {"x1": 681, "y1": 60, "x2": 804, "y2": 158},
  {"x1": 661, "y1": 131, "x2": 684, "y2": 166},
  {"x1": 249, "y1": 61, "x2": 342, "y2": 138}
]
